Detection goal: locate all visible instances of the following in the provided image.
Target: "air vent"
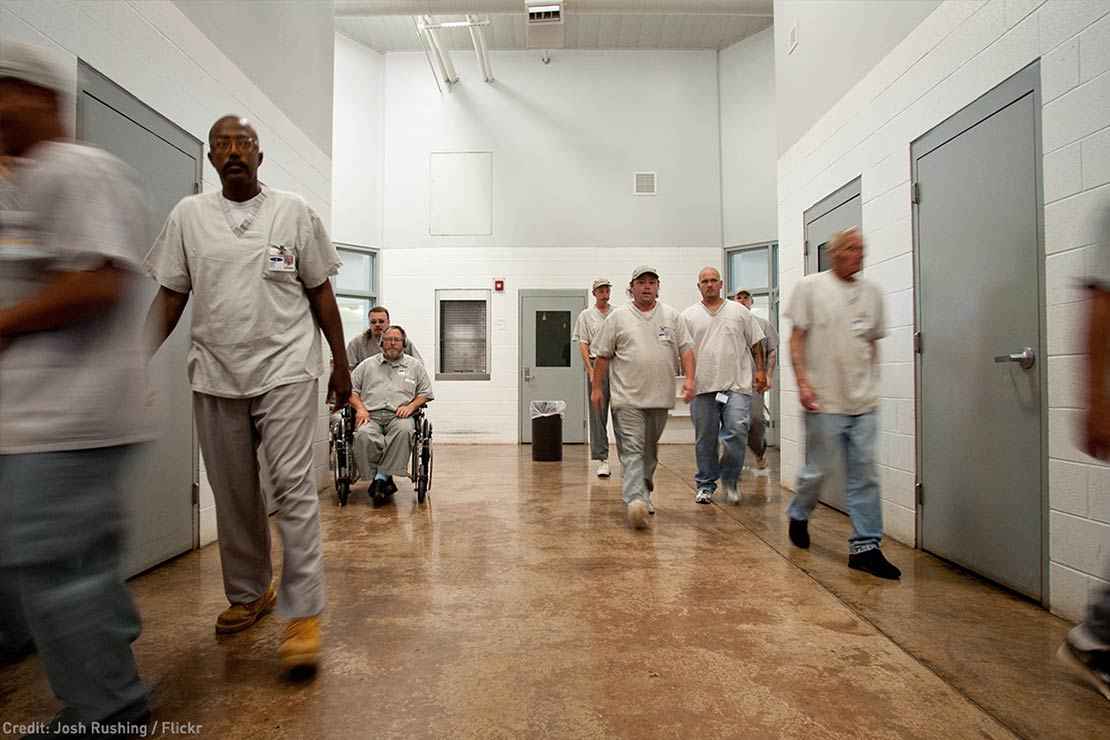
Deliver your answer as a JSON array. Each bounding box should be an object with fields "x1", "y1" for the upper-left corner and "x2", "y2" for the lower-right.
[
  {"x1": 634, "y1": 172, "x2": 657, "y2": 196},
  {"x1": 527, "y1": 2, "x2": 562, "y2": 24}
]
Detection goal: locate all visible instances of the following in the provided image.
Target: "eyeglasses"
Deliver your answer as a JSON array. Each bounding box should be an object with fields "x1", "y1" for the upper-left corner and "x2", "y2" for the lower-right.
[{"x1": 211, "y1": 135, "x2": 258, "y2": 153}]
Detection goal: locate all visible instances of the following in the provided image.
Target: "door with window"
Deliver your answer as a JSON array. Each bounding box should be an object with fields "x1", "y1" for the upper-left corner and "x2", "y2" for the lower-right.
[
  {"x1": 726, "y1": 243, "x2": 780, "y2": 447},
  {"x1": 333, "y1": 244, "x2": 378, "y2": 355},
  {"x1": 519, "y1": 291, "x2": 587, "y2": 444}
]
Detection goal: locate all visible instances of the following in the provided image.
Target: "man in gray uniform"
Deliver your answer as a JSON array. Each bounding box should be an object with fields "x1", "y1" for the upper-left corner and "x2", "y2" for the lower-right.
[
  {"x1": 346, "y1": 305, "x2": 422, "y2": 369},
  {"x1": 573, "y1": 278, "x2": 615, "y2": 478},
  {"x1": 351, "y1": 325, "x2": 433, "y2": 504},
  {"x1": 144, "y1": 115, "x2": 352, "y2": 673},
  {"x1": 785, "y1": 227, "x2": 900, "y2": 580},
  {"x1": 592, "y1": 267, "x2": 695, "y2": 528},
  {"x1": 736, "y1": 289, "x2": 779, "y2": 472},
  {"x1": 0, "y1": 43, "x2": 151, "y2": 732}
]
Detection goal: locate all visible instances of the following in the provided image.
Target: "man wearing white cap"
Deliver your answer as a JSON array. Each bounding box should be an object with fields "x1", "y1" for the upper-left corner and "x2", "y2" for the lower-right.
[
  {"x1": 591, "y1": 267, "x2": 695, "y2": 528},
  {"x1": 0, "y1": 41, "x2": 151, "y2": 732},
  {"x1": 573, "y1": 277, "x2": 615, "y2": 477}
]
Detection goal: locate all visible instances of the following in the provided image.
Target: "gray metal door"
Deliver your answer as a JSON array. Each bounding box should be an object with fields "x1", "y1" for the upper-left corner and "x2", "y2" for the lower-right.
[
  {"x1": 520, "y1": 291, "x2": 588, "y2": 444},
  {"x1": 77, "y1": 63, "x2": 201, "y2": 577},
  {"x1": 803, "y1": 179, "x2": 862, "y2": 512},
  {"x1": 913, "y1": 63, "x2": 1044, "y2": 599}
]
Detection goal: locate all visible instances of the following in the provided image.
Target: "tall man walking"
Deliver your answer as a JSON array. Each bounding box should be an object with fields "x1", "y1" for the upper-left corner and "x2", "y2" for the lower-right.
[
  {"x1": 784, "y1": 227, "x2": 900, "y2": 579},
  {"x1": 592, "y1": 267, "x2": 695, "y2": 528},
  {"x1": 144, "y1": 115, "x2": 352, "y2": 672},
  {"x1": 683, "y1": 268, "x2": 765, "y2": 505},
  {"x1": 736, "y1": 289, "x2": 779, "y2": 472},
  {"x1": 574, "y1": 278, "x2": 615, "y2": 478}
]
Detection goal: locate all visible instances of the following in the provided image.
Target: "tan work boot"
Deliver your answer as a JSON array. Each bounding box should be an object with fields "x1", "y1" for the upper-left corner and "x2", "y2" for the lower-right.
[
  {"x1": 215, "y1": 581, "x2": 277, "y2": 635},
  {"x1": 279, "y1": 616, "x2": 321, "y2": 672}
]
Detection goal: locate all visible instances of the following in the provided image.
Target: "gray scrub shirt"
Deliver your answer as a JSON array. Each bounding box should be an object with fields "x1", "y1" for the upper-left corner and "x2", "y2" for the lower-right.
[{"x1": 351, "y1": 353, "x2": 434, "y2": 412}]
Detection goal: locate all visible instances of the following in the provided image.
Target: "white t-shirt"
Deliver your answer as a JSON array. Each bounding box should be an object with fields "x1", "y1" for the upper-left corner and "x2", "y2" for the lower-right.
[
  {"x1": 221, "y1": 191, "x2": 265, "y2": 236},
  {"x1": 572, "y1": 305, "x2": 614, "y2": 358},
  {"x1": 681, "y1": 300, "x2": 764, "y2": 395},
  {"x1": 591, "y1": 302, "x2": 693, "y2": 410},
  {"x1": 0, "y1": 142, "x2": 151, "y2": 453},
  {"x1": 784, "y1": 270, "x2": 886, "y2": 415},
  {"x1": 144, "y1": 188, "x2": 341, "y2": 398}
]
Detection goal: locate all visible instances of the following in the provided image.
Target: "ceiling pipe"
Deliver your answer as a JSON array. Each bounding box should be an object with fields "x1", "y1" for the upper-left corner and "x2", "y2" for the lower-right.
[
  {"x1": 466, "y1": 14, "x2": 495, "y2": 82},
  {"x1": 422, "y1": 14, "x2": 460, "y2": 86},
  {"x1": 336, "y1": 1, "x2": 772, "y2": 17},
  {"x1": 413, "y1": 16, "x2": 444, "y2": 93}
]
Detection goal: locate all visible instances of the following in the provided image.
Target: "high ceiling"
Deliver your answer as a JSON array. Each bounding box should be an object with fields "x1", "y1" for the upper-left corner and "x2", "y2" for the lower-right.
[{"x1": 334, "y1": 1, "x2": 773, "y2": 52}]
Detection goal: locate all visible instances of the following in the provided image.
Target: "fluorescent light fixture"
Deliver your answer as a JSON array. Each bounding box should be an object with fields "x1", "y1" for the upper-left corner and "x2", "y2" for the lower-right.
[
  {"x1": 436, "y1": 20, "x2": 470, "y2": 28},
  {"x1": 530, "y1": 4, "x2": 561, "y2": 12}
]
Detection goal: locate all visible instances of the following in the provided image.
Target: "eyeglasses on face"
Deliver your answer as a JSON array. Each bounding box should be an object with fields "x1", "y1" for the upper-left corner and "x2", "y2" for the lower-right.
[{"x1": 211, "y1": 136, "x2": 258, "y2": 153}]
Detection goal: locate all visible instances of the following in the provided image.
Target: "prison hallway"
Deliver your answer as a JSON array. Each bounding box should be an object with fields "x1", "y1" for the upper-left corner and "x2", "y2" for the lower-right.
[{"x1": 0, "y1": 446, "x2": 1107, "y2": 739}]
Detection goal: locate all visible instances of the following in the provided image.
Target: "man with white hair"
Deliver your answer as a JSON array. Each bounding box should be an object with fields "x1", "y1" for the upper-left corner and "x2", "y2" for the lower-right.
[
  {"x1": 574, "y1": 277, "x2": 615, "y2": 477},
  {"x1": 785, "y1": 227, "x2": 900, "y2": 580}
]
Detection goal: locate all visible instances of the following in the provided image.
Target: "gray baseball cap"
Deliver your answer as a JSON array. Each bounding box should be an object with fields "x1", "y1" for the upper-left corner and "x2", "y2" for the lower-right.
[
  {"x1": 630, "y1": 265, "x2": 659, "y2": 281},
  {"x1": 591, "y1": 278, "x2": 611, "y2": 291},
  {"x1": 0, "y1": 40, "x2": 66, "y2": 92}
]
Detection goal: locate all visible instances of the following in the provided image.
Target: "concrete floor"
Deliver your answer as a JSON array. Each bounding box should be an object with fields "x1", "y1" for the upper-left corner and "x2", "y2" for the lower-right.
[{"x1": 1, "y1": 445, "x2": 1107, "y2": 739}]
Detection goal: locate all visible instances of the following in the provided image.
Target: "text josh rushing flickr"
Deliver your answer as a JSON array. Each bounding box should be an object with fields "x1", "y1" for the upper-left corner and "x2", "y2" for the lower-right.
[{"x1": 3, "y1": 720, "x2": 203, "y2": 737}]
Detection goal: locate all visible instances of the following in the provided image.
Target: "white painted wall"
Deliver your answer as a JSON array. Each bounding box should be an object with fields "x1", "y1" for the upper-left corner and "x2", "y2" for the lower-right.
[
  {"x1": 720, "y1": 26, "x2": 778, "y2": 247},
  {"x1": 172, "y1": 0, "x2": 336, "y2": 157},
  {"x1": 2, "y1": 0, "x2": 334, "y2": 547},
  {"x1": 373, "y1": 50, "x2": 723, "y2": 443},
  {"x1": 773, "y1": 0, "x2": 943, "y2": 156},
  {"x1": 774, "y1": 0, "x2": 1110, "y2": 621}
]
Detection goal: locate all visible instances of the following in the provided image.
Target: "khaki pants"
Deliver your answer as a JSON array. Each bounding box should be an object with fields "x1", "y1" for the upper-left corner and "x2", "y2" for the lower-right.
[{"x1": 193, "y1": 379, "x2": 325, "y2": 618}]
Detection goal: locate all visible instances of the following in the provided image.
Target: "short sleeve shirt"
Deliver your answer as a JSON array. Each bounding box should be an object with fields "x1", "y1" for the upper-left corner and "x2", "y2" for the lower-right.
[
  {"x1": 0, "y1": 142, "x2": 151, "y2": 453},
  {"x1": 572, "y1": 305, "x2": 614, "y2": 358},
  {"x1": 591, "y1": 302, "x2": 693, "y2": 410},
  {"x1": 681, "y1": 301, "x2": 764, "y2": 395},
  {"x1": 345, "y1": 332, "x2": 422, "y2": 369},
  {"x1": 351, "y1": 354, "x2": 434, "y2": 412},
  {"x1": 785, "y1": 271, "x2": 886, "y2": 415},
  {"x1": 143, "y1": 188, "x2": 340, "y2": 398}
]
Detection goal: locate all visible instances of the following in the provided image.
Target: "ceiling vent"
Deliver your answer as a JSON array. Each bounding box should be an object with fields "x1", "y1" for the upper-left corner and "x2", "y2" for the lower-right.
[
  {"x1": 526, "y1": 1, "x2": 565, "y2": 48},
  {"x1": 634, "y1": 172, "x2": 657, "y2": 196}
]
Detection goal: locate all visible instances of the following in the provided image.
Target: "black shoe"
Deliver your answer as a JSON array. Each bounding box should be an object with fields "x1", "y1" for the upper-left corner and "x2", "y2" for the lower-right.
[
  {"x1": 788, "y1": 518, "x2": 810, "y2": 549},
  {"x1": 383, "y1": 477, "x2": 398, "y2": 497},
  {"x1": 367, "y1": 478, "x2": 378, "y2": 501},
  {"x1": 1057, "y1": 628, "x2": 1110, "y2": 701},
  {"x1": 0, "y1": 639, "x2": 35, "y2": 665},
  {"x1": 848, "y1": 548, "x2": 901, "y2": 580}
]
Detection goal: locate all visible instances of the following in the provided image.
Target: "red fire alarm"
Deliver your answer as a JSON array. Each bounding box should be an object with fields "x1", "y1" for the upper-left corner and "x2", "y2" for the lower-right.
[{"x1": 494, "y1": 278, "x2": 505, "y2": 292}]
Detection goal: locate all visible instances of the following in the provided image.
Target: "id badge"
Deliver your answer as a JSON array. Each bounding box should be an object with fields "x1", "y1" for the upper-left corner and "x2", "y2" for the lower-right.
[
  {"x1": 657, "y1": 327, "x2": 672, "y2": 343},
  {"x1": 850, "y1": 317, "x2": 866, "y2": 336},
  {"x1": 267, "y1": 245, "x2": 296, "y2": 272},
  {"x1": 715, "y1": 392, "x2": 729, "y2": 404}
]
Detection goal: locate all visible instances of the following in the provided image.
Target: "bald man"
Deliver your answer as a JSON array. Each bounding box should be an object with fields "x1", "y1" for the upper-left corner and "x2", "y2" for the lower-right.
[{"x1": 144, "y1": 115, "x2": 350, "y2": 674}]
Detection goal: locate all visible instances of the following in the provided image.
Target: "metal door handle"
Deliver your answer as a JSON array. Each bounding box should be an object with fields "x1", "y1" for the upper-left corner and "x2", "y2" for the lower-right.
[
  {"x1": 993, "y1": 347, "x2": 1035, "y2": 370},
  {"x1": 523, "y1": 367, "x2": 533, "y2": 382}
]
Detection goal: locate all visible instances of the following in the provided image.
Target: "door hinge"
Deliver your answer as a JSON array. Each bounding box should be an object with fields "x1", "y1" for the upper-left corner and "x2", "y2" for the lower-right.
[
  {"x1": 804, "y1": 240, "x2": 809, "y2": 257},
  {"x1": 911, "y1": 182, "x2": 920, "y2": 205},
  {"x1": 913, "y1": 331, "x2": 922, "y2": 354},
  {"x1": 193, "y1": 181, "x2": 201, "y2": 195},
  {"x1": 915, "y1": 482, "x2": 923, "y2": 505}
]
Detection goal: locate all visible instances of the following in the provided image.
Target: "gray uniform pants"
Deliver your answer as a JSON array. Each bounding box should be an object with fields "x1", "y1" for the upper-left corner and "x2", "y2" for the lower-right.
[
  {"x1": 354, "y1": 409, "x2": 414, "y2": 480},
  {"x1": 587, "y1": 371, "x2": 611, "y2": 461},
  {"x1": 193, "y1": 379, "x2": 325, "y2": 618},
  {"x1": 612, "y1": 407, "x2": 668, "y2": 505},
  {"x1": 0, "y1": 446, "x2": 146, "y2": 722},
  {"x1": 747, "y1": 390, "x2": 767, "y2": 458}
]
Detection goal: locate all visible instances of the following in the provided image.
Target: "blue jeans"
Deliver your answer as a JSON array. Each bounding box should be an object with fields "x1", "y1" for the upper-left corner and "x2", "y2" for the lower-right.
[
  {"x1": 0, "y1": 446, "x2": 147, "y2": 721},
  {"x1": 788, "y1": 411, "x2": 884, "y2": 554},
  {"x1": 691, "y1": 391, "x2": 751, "y2": 492}
]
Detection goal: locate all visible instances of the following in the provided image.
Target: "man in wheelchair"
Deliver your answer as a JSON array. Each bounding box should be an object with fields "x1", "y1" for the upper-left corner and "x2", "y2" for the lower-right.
[{"x1": 349, "y1": 325, "x2": 433, "y2": 504}]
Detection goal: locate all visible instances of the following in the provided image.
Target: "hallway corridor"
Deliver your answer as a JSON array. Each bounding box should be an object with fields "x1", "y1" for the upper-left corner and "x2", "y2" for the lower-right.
[{"x1": 1, "y1": 446, "x2": 1106, "y2": 739}]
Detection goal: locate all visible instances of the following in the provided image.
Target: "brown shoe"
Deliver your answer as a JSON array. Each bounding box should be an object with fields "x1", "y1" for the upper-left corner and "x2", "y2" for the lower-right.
[
  {"x1": 215, "y1": 581, "x2": 277, "y2": 635},
  {"x1": 279, "y1": 616, "x2": 321, "y2": 672}
]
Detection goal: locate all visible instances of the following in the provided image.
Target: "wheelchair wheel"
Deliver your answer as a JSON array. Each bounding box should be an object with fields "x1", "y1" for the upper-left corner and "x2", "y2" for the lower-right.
[{"x1": 336, "y1": 478, "x2": 350, "y2": 507}]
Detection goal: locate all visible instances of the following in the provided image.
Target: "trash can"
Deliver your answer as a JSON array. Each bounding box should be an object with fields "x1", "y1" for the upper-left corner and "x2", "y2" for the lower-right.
[{"x1": 530, "y1": 400, "x2": 565, "y2": 461}]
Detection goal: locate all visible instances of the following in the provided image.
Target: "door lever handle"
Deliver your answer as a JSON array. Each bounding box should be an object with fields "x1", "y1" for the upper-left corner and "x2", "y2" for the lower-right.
[
  {"x1": 993, "y1": 347, "x2": 1035, "y2": 370},
  {"x1": 523, "y1": 367, "x2": 533, "y2": 382}
]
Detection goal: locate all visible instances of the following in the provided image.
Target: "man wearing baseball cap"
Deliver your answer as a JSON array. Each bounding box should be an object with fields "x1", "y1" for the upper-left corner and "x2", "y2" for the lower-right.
[
  {"x1": 573, "y1": 278, "x2": 615, "y2": 477},
  {"x1": 0, "y1": 41, "x2": 152, "y2": 732},
  {"x1": 591, "y1": 267, "x2": 695, "y2": 528}
]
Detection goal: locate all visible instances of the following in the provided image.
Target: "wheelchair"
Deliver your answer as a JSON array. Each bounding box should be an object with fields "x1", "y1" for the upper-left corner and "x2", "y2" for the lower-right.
[{"x1": 330, "y1": 404, "x2": 434, "y2": 507}]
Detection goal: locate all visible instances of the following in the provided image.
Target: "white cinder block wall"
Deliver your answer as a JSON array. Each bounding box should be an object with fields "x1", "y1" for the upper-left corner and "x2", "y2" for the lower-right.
[
  {"x1": 2, "y1": 0, "x2": 334, "y2": 547},
  {"x1": 337, "y1": 49, "x2": 728, "y2": 444},
  {"x1": 774, "y1": 0, "x2": 1110, "y2": 620}
]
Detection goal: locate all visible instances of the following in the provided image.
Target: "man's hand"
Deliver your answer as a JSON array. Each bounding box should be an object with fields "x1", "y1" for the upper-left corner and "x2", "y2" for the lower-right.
[
  {"x1": 754, "y1": 369, "x2": 767, "y2": 393},
  {"x1": 799, "y1": 382, "x2": 821, "y2": 412},
  {"x1": 356, "y1": 407, "x2": 370, "y2": 428},
  {"x1": 1087, "y1": 394, "x2": 1110, "y2": 460},
  {"x1": 396, "y1": 403, "x2": 415, "y2": 419},
  {"x1": 330, "y1": 364, "x2": 352, "y2": 411},
  {"x1": 591, "y1": 386, "x2": 603, "y2": 413},
  {"x1": 681, "y1": 378, "x2": 696, "y2": 403}
]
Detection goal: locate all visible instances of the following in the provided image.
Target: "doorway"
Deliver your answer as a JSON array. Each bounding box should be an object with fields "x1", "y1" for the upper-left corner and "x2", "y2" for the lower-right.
[
  {"x1": 726, "y1": 242, "x2": 780, "y2": 447},
  {"x1": 912, "y1": 62, "x2": 1045, "y2": 600},
  {"x1": 519, "y1": 290, "x2": 588, "y2": 444},
  {"x1": 802, "y1": 178, "x2": 862, "y2": 512},
  {"x1": 77, "y1": 63, "x2": 202, "y2": 577}
]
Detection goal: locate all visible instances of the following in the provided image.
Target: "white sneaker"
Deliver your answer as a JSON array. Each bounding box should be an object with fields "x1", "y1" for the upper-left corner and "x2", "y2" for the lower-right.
[
  {"x1": 755, "y1": 454, "x2": 768, "y2": 470},
  {"x1": 723, "y1": 480, "x2": 741, "y2": 505},
  {"x1": 627, "y1": 499, "x2": 649, "y2": 529},
  {"x1": 695, "y1": 488, "x2": 713, "y2": 505},
  {"x1": 596, "y1": 460, "x2": 611, "y2": 478}
]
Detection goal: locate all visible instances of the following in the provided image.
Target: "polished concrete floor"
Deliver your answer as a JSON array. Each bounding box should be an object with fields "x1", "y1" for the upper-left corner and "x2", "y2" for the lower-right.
[{"x1": 1, "y1": 445, "x2": 1107, "y2": 739}]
